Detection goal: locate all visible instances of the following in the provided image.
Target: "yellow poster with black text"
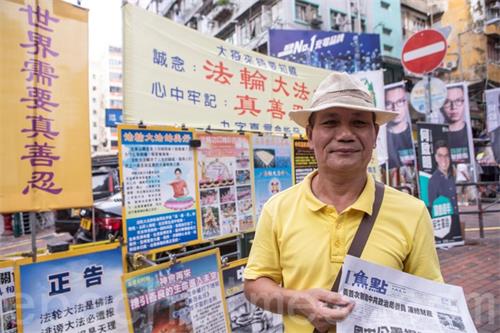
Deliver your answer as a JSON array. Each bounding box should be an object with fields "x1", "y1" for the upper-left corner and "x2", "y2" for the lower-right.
[{"x1": 0, "y1": 0, "x2": 92, "y2": 212}]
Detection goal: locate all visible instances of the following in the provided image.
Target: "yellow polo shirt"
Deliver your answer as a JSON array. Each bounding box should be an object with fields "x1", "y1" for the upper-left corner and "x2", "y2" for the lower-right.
[{"x1": 244, "y1": 171, "x2": 443, "y2": 332}]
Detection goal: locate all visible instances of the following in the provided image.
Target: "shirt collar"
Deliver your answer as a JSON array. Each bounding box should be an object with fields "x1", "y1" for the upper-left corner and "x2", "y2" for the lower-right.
[{"x1": 303, "y1": 170, "x2": 375, "y2": 215}]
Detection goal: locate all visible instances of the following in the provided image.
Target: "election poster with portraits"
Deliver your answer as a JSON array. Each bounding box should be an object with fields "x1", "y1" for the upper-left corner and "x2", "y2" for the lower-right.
[
  {"x1": 292, "y1": 138, "x2": 317, "y2": 184},
  {"x1": 0, "y1": 262, "x2": 16, "y2": 333},
  {"x1": 222, "y1": 259, "x2": 283, "y2": 332},
  {"x1": 15, "y1": 244, "x2": 127, "y2": 333},
  {"x1": 119, "y1": 125, "x2": 199, "y2": 254},
  {"x1": 122, "y1": 249, "x2": 230, "y2": 333},
  {"x1": 417, "y1": 123, "x2": 463, "y2": 247},
  {"x1": 196, "y1": 132, "x2": 254, "y2": 239},
  {"x1": 485, "y1": 88, "x2": 500, "y2": 163},
  {"x1": 441, "y1": 83, "x2": 475, "y2": 166},
  {"x1": 252, "y1": 135, "x2": 292, "y2": 221},
  {"x1": 384, "y1": 82, "x2": 417, "y2": 192}
]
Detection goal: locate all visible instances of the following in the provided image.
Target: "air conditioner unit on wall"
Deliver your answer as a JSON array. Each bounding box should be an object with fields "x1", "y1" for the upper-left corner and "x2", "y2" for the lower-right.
[{"x1": 445, "y1": 60, "x2": 458, "y2": 70}]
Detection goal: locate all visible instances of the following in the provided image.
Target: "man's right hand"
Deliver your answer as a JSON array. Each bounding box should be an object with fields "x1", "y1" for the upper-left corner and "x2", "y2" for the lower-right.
[{"x1": 294, "y1": 288, "x2": 354, "y2": 333}]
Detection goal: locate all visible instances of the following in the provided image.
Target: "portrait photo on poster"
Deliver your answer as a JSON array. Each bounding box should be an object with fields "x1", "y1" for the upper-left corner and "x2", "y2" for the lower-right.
[
  {"x1": 384, "y1": 82, "x2": 416, "y2": 170},
  {"x1": 441, "y1": 83, "x2": 474, "y2": 165}
]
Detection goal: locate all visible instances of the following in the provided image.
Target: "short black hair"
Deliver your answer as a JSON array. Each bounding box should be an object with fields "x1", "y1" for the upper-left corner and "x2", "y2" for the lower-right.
[
  {"x1": 174, "y1": 168, "x2": 182, "y2": 173},
  {"x1": 434, "y1": 140, "x2": 449, "y2": 153}
]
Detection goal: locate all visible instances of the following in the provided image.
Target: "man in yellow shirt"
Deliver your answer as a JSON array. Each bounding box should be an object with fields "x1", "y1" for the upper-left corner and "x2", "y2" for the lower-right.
[{"x1": 243, "y1": 72, "x2": 443, "y2": 333}]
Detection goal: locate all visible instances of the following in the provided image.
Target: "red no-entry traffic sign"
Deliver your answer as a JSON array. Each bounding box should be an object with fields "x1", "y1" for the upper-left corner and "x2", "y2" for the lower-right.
[{"x1": 401, "y1": 29, "x2": 447, "y2": 74}]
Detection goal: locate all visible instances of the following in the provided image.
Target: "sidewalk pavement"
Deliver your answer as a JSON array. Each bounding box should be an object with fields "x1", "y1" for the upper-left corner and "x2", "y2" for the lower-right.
[
  {"x1": 437, "y1": 202, "x2": 500, "y2": 333},
  {"x1": 438, "y1": 238, "x2": 499, "y2": 333}
]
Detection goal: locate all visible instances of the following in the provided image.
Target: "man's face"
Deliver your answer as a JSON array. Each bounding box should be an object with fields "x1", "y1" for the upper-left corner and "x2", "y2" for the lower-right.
[
  {"x1": 385, "y1": 87, "x2": 408, "y2": 125},
  {"x1": 435, "y1": 146, "x2": 450, "y2": 174},
  {"x1": 443, "y1": 87, "x2": 465, "y2": 124},
  {"x1": 306, "y1": 108, "x2": 378, "y2": 175}
]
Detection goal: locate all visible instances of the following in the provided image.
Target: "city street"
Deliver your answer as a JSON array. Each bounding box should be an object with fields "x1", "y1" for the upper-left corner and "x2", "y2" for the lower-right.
[
  {"x1": 1, "y1": 0, "x2": 499, "y2": 332},
  {"x1": 1, "y1": 203, "x2": 499, "y2": 331}
]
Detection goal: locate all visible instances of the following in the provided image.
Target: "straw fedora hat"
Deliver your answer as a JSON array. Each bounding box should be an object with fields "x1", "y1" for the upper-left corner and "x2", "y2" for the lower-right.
[{"x1": 289, "y1": 72, "x2": 398, "y2": 128}]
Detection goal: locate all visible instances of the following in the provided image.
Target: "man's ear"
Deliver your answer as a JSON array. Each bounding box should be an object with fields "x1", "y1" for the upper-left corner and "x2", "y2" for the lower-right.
[{"x1": 374, "y1": 123, "x2": 380, "y2": 138}]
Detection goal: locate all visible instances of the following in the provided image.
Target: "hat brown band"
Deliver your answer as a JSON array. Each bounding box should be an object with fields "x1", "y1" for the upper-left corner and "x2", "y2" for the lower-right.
[{"x1": 310, "y1": 89, "x2": 373, "y2": 109}]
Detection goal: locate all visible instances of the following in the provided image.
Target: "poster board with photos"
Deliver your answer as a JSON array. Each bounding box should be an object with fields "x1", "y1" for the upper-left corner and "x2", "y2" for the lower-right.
[
  {"x1": 122, "y1": 248, "x2": 230, "y2": 333},
  {"x1": 292, "y1": 137, "x2": 317, "y2": 184},
  {"x1": 15, "y1": 243, "x2": 127, "y2": 333},
  {"x1": 222, "y1": 259, "x2": 283, "y2": 332},
  {"x1": 119, "y1": 125, "x2": 200, "y2": 254},
  {"x1": 417, "y1": 123, "x2": 464, "y2": 247},
  {"x1": 252, "y1": 135, "x2": 293, "y2": 222},
  {"x1": 196, "y1": 132, "x2": 255, "y2": 239},
  {"x1": 0, "y1": 261, "x2": 16, "y2": 333}
]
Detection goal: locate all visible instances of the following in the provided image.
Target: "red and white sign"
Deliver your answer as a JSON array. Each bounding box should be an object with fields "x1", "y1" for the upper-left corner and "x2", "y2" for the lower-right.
[{"x1": 401, "y1": 29, "x2": 447, "y2": 74}]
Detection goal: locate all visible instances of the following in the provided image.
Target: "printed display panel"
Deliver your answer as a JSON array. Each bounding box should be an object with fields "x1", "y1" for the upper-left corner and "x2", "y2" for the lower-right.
[
  {"x1": 119, "y1": 125, "x2": 199, "y2": 254},
  {"x1": 252, "y1": 135, "x2": 292, "y2": 221},
  {"x1": 196, "y1": 132, "x2": 255, "y2": 239},
  {"x1": 123, "y1": 249, "x2": 230, "y2": 333}
]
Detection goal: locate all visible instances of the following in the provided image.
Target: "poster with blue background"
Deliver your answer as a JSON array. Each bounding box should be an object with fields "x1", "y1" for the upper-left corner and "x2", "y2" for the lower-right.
[
  {"x1": 17, "y1": 244, "x2": 127, "y2": 333},
  {"x1": 269, "y1": 29, "x2": 381, "y2": 73},
  {"x1": 120, "y1": 126, "x2": 199, "y2": 253},
  {"x1": 252, "y1": 135, "x2": 293, "y2": 222}
]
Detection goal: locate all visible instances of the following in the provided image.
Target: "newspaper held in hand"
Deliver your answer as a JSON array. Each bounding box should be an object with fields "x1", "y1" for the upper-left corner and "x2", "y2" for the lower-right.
[{"x1": 338, "y1": 255, "x2": 477, "y2": 333}]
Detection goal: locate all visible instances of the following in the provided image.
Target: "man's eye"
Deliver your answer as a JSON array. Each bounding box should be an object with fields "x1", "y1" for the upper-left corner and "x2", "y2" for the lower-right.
[
  {"x1": 322, "y1": 120, "x2": 338, "y2": 126},
  {"x1": 353, "y1": 120, "x2": 367, "y2": 126}
]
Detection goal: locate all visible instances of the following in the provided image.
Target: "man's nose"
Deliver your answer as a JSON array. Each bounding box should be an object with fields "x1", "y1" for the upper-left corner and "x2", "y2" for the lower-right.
[{"x1": 336, "y1": 124, "x2": 356, "y2": 141}]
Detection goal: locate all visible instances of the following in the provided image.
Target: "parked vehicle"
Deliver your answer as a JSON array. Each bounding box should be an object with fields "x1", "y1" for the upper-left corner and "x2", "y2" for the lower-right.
[
  {"x1": 55, "y1": 153, "x2": 120, "y2": 236},
  {"x1": 73, "y1": 192, "x2": 122, "y2": 243}
]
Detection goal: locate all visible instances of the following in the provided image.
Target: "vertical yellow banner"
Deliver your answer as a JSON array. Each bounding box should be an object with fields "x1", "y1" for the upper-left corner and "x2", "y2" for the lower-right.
[{"x1": 0, "y1": 0, "x2": 92, "y2": 212}]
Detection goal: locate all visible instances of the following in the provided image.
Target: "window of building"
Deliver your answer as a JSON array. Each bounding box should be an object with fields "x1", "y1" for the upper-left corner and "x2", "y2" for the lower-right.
[
  {"x1": 295, "y1": 1, "x2": 319, "y2": 22},
  {"x1": 109, "y1": 58, "x2": 122, "y2": 67},
  {"x1": 350, "y1": 16, "x2": 366, "y2": 32},
  {"x1": 109, "y1": 46, "x2": 122, "y2": 53},
  {"x1": 110, "y1": 99, "x2": 122, "y2": 108},
  {"x1": 380, "y1": 0, "x2": 390, "y2": 9},
  {"x1": 486, "y1": 0, "x2": 500, "y2": 21},
  {"x1": 487, "y1": 37, "x2": 500, "y2": 64},
  {"x1": 110, "y1": 86, "x2": 122, "y2": 94},
  {"x1": 382, "y1": 27, "x2": 392, "y2": 35},
  {"x1": 93, "y1": 134, "x2": 97, "y2": 140},
  {"x1": 93, "y1": 109, "x2": 97, "y2": 115},
  {"x1": 109, "y1": 72, "x2": 122, "y2": 81},
  {"x1": 383, "y1": 44, "x2": 393, "y2": 52},
  {"x1": 93, "y1": 122, "x2": 97, "y2": 128},
  {"x1": 331, "y1": 10, "x2": 349, "y2": 31}
]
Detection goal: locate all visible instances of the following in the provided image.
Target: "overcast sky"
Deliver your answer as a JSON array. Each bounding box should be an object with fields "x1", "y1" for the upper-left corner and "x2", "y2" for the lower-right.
[{"x1": 65, "y1": 0, "x2": 123, "y2": 59}]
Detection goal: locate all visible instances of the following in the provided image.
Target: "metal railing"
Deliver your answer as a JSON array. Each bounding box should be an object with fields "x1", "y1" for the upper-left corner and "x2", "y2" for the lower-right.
[{"x1": 456, "y1": 181, "x2": 500, "y2": 238}]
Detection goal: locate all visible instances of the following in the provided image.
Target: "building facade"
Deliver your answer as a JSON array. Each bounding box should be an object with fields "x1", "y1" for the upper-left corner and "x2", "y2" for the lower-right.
[
  {"x1": 89, "y1": 45, "x2": 123, "y2": 152},
  {"x1": 137, "y1": 0, "x2": 404, "y2": 83}
]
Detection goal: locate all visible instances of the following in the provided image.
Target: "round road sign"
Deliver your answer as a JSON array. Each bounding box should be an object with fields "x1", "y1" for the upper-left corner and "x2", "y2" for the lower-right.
[{"x1": 402, "y1": 29, "x2": 447, "y2": 74}]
